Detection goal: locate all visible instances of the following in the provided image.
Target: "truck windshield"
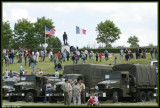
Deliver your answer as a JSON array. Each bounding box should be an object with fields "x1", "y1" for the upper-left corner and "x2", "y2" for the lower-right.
[
  {"x1": 62, "y1": 75, "x2": 77, "y2": 81},
  {"x1": 3, "y1": 82, "x2": 15, "y2": 86},
  {"x1": 21, "y1": 76, "x2": 35, "y2": 81},
  {"x1": 105, "y1": 73, "x2": 121, "y2": 79}
]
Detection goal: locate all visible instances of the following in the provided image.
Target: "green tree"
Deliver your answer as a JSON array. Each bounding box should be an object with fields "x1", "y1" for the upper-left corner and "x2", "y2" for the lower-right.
[
  {"x1": 34, "y1": 16, "x2": 55, "y2": 47},
  {"x1": 96, "y1": 20, "x2": 121, "y2": 48},
  {"x1": 2, "y1": 21, "x2": 13, "y2": 49},
  {"x1": 46, "y1": 36, "x2": 62, "y2": 48},
  {"x1": 127, "y1": 35, "x2": 139, "y2": 47},
  {"x1": 14, "y1": 18, "x2": 36, "y2": 48}
]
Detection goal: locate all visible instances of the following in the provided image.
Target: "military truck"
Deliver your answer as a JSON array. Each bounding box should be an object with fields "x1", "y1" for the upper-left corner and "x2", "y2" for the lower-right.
[
  {"x1": 3, "y1": 78, "x2": 20, "y2": 98},
  {"x1": 97, "y1": 64, "x2": 157, "y2": 102},
  {"x1": 53, "y1": 64, "x2": 113, "y2": 101},
  {"x1": 7, "y1": 75, "x2": 61, "y2": 102}
]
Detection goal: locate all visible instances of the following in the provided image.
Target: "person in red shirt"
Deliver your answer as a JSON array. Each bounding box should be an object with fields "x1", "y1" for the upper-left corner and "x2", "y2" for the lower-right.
[
  {"x1": 75, "y1": 53, "x2": 79, "y2": 64},
  {"x1": 28, "y1": 49, "x2": 31, "y2": 54},
  {"x1": 99, "y1": 53, "x2": 103, "y2": 62},
  {"x1": 87, "y1": 95, "x2": 96, "y2": 106}
]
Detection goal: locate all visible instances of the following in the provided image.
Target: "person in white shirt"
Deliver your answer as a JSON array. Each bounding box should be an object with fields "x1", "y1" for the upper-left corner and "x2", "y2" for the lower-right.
[
  {"x1": 38, "y1": 69, "x2": 43, "y2": 76},
  {"x1": 55, "y1": 70, "x2": 59, "y2": 78},
  {"x1": 36, "y1": 51, "x2": 39, "y2": 62}
]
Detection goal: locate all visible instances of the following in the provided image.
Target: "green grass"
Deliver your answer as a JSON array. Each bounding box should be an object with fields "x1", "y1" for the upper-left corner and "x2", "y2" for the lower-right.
[{"x1": 2, "y1": 53, "x2": 156, "y2": 75}]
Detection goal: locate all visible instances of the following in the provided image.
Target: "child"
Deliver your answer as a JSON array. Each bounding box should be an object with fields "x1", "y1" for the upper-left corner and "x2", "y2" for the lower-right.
[{"x1": 87, "y1": 95, "x2": 96, "y2": 106}]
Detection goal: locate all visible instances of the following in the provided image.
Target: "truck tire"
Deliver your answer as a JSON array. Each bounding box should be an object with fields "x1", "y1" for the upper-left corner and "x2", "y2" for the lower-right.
[
  {"x1": 138, "y1": 91, "x2": 146, "y2": 102},
  {"x1": 146, "y1": 91, "x2": 154, "y2": 101},
  {"x1": 8, "y1": 96, "x2": 15, "y2": 102},
  {"x1": 112, "y1": 91, "x2": 118, "y2": 103},
  {"x1": 25, "y1": 92, "x2": 34, "y2": 102}
]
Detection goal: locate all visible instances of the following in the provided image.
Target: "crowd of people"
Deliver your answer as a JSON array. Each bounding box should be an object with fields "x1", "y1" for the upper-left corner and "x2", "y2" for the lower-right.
[{"x1": 3, "y1": 47, "x2": 158, "y2": 78}]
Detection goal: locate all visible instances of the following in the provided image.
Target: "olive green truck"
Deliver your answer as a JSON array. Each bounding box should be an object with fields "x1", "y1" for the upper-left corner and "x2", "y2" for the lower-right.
[
  {"x1": 97, "y1": 64, "x2": 157, "y2": 102},
  {"x1": 53, "y1": 64, "x2": 113, "y2": 101}
]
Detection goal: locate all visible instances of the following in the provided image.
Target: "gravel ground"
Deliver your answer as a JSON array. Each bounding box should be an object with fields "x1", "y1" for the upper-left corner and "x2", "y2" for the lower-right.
[{"x1": 2, "y1": 100, "x2": 158, "y2": 107}]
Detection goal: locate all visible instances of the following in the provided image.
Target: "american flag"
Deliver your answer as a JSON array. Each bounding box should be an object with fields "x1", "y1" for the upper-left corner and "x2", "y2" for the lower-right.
[{"x1": 45, "y1": 26, "x2": 55, "y2": 36}]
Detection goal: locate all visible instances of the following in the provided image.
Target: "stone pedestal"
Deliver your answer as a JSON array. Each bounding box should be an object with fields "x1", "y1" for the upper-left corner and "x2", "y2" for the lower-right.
[{"x1": 62, "y1": 45, "x2": 70, "y2": 53}]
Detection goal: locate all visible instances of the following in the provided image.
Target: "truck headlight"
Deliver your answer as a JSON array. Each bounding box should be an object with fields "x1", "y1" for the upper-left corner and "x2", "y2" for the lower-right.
[
  {"x1": 22, "y1": 93, "x2": 25, "y2": 96},
  {"x1": 62, "y1": 93, "x2": 64, "y2": 96}
]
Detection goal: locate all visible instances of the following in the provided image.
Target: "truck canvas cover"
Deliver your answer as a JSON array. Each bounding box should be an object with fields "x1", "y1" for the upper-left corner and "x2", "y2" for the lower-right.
[
  {"x1": 64, "y1": 64, "x2": 113, "y2": 89},
  {"x1": 112, "y1": 64, "x2": 157, "y2": 87}
]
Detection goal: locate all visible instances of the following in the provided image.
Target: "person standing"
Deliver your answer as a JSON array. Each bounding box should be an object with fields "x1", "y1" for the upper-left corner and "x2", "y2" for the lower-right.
[
  {"x1": 114, "y1": 56, "x2": 117, "y2": 65},
  {"x1": 125, "y1": 48, "x2": 129, "y2": 61},
  {"x1": 139, "y1": 47, "x2": 142, "y2": 58},
  {"x1": 19, "y1": 64, "x2": 23, "y2": 74},
  {"x1": 24, "y1": 53, "x2": 27, "y2": 66},
  {"x1": 9, "y1": 70, "x2": 13, "y2": 78},
  {"x1": 81, "y1": 51, "x2": 85, "y2": 64},
  {"x1": 68, "y1": 79, "x2": 73, "y2": 105},
  {"x1": 71, "y1": 54, "x2": 76, "y2": 64},
  {"x1": 75, "y1": 53, "x2": 79, "y2": 64},
  {"x1": 19, "y1": 52, "x2": 23, "y2": 63},
  {"x1": 85, "y1": 50, "x2": 88, "y2": 60},
  {"x1": 72, "y1": 82, "x2": 81, "y2": 105},
  {"x1": 99, "y1": 52, "x2": 103, "y2": 62},
  {"x1": 31, "y1": 68, "x2": 36, "y2": 75},
  {"x1": 96, "y1": 52, "x2": 98, "y2": 61},
  {"x1": 4, "y1": 68, "x2": 9, "y2": 79},
  {"x1": 104, "y1": 49, "x2": 109, "y2": 61},
  {"x1": 41, "y1": 50, "x2": 44, "y2": 62},
  {"x1": 120, "y1": 48, "x2": 124, "y2": 60},
  {"x1": 16, "y1": 51, "x2": 19, "y2": 60},
  {"x1": 142, "y1": 47, "x2": 147, "y2": 59},
  {"x1": 66, "y1": 51, "x2": 70, "y2": 61},
  {"x1": 55, "y1": 70, "x2": 59, "y2": 78},
  {"x1": 44, "y1": 80, "x2": 52, "y2": 103},
  {"x1": 150, "y1": 48, "x2": 153, "y2": 60},
  {"x1": 49, "y1": 50, "x2": 53, "y2": 61},
  {"x1": 78, "y1": 80, "x2": 86, "y2": 104},
  {"x1": 38, "y1": 69, "x2": 43, "y2": 76},
  {"x1": 154, "y1": 48, "x2": 158, "y2": 60},
  {"x1": 33, "y1": 54, "x2": 37, "y2": 65},
  {"x1": 136, "y1": 48, "x2": 139, "y2": 59},
  {"x1": 61, "y1": 79, "x2": 70, "y2": 105},
  {"x1": 9, "y1": 52, "x2": 12, "y2": 64},
  {"x1": 36, "y1": 51, "x2": 39, "y2": 63}
]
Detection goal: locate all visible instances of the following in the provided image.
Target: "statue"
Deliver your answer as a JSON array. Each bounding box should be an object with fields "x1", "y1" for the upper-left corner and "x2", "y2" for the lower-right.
[{"x1": 63, "y1": 32, "x2": 68, "y2": 45}]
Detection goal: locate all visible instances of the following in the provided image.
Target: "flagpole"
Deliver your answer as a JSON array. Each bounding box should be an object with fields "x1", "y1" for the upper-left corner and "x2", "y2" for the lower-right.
[{"x1": 45, "y1": 25, "x2": 46, "y2": 54}]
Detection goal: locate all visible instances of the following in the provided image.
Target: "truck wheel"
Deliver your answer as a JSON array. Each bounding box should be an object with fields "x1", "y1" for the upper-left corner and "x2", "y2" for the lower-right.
[
  {"x1": 146, "y1": 91, "x2": 154, "y2": 101},
  {"x1": 139, "y1": 91, "x2": 146, "y2": 102},
  {"x1": 112, "y1": 91, "x2": 118, "y2": 103},
  {"x1": 25, "y1": 92, "x2": 34, "y2": 102},
  {"x1": 8, "y1": 96, "x2": 15, "y2": 102}
]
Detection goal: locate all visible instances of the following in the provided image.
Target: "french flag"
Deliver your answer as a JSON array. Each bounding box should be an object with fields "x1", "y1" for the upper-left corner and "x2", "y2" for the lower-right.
[{"x1": 76, "y1": 26, "x2": 86, "y2": 35}]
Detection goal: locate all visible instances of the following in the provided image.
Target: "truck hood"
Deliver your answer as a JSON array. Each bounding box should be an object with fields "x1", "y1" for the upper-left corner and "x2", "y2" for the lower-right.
[
  {"x1": 98, "y1": 80, "x2": 119, "y2": 84},
  {"x1": 14, "y1": 82, "x2": 33, "y2": 86},
  {"x1": 55, "y1": 81, "x2": 65, "y2": 85},
  {"x1": 3, "y1": 85, "x2": 13, "y2": 89}
]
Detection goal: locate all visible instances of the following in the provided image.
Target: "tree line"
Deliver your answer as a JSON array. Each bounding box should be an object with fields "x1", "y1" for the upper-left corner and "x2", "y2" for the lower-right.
[{"x1": 2, "y1": 16, "x2": 62, "y2": 49}]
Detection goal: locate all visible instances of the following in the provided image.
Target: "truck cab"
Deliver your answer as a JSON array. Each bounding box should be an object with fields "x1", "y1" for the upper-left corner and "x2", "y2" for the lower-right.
[
  {"x1": 97, "y1": 71, "x2": 133, "y2": 102},
  {"x1": 8, "y1": 75, "x2": 60, "y2": 102}
]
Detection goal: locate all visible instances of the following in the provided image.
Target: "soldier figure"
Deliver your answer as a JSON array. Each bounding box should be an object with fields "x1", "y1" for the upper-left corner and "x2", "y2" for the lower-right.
[
  {"x1": 63, "y1": 32, "x2": 68, "y2": 45},
  {"x1": 61, "y1": 79, "x2": 70, "y2": 105},
  {"x1": 78, "y1": 79, "x2": 86, "y2": 104}
]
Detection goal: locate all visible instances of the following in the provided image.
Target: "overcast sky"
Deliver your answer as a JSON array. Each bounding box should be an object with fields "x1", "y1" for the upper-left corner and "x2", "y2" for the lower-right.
[{"x1": 2, "y1": 2, "x2": 158, "y2": 48}]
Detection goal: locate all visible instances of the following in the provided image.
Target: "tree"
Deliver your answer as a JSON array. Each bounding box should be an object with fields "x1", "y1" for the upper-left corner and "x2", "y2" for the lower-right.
[
  {"x1": 127, "y1": 35, "x2": 139, "y2": 47},
  {"x1": 96, "y1": 20, "x2": 121, "y2": 48},
  {"x1": 14, "y1": 18, "x2": 36, "y2": 48},
  {"x1": 46, "y1": 36, "x2": 62, "y2": 48},
  {"x1": 2, "y1": 21, "x2": 13, "y2": 49},
  {"x1": 34, "y1": 16, "x2": 55, "y2": 47}
]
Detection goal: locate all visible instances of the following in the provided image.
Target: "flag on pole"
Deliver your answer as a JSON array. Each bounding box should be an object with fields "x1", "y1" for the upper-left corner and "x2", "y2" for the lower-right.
[
  {"x1": 76, "y1": 26, "x2": 86, "y2": 35},
  {"x1": 45, "y1": 26, "x2": 55, "y2": 36}
]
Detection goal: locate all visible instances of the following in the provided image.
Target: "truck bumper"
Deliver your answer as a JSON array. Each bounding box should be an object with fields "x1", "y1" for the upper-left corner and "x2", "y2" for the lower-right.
[{"x1": 9, "y1": 92, "x2": 25, "y2": 97}]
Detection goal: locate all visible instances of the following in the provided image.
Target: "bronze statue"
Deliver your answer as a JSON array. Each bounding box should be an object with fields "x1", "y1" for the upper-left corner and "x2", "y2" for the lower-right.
[{"x1": 63, "y1": 32, "x2": 68, "y2": 45}]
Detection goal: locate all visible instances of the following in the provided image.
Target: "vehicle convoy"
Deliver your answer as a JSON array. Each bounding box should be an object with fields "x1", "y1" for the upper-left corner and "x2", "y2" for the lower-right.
[
  {"x1": 53, "y1": 64, "x2": 113, "y2": 101},
  {"x1": 3, "y1": 78, "x2": 20, "y2": 98},
  {"x1": 7, "y1": 75, "x2": 61, "y2": 102},
  {"x1": 97, "y1": 64, "x2": 157, "y2": 103}
]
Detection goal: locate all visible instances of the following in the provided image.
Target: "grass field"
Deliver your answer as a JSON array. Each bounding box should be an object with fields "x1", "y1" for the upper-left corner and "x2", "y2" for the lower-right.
[{"x1": 2, "y1": 53, "x2": 156, "y2": 75}]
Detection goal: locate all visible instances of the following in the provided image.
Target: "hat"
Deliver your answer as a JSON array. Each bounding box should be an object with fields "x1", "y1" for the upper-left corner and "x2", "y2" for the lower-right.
[{"x1": 65, "y1": 79, "x2": 68, "y2": 82}]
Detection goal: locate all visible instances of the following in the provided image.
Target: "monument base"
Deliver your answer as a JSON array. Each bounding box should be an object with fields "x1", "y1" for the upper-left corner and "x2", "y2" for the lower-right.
[{"x1": 62, "y1": 45, "x2": 70, "y2": 53}]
